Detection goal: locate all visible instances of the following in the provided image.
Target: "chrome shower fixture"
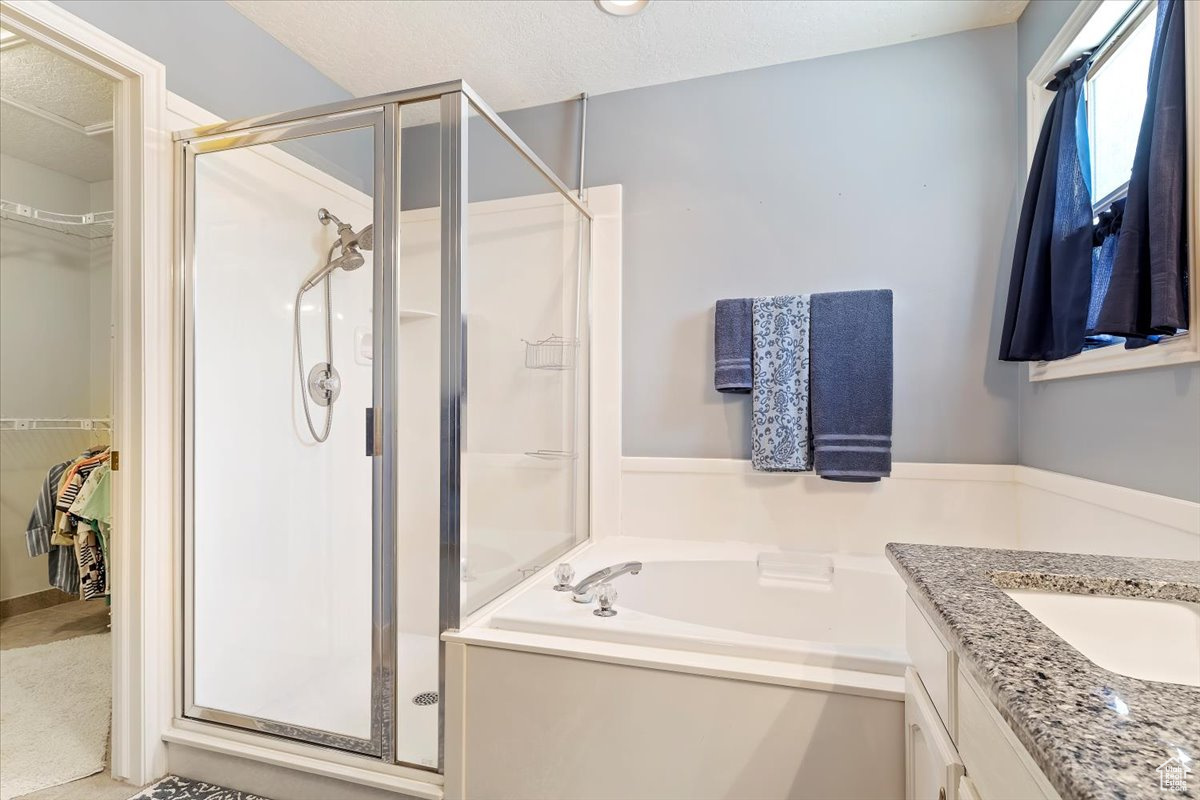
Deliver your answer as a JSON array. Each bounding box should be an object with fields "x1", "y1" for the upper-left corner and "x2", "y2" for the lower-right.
[
  {"x1": 295, "y1": 207, "x2": 372, "y2": 443},
  {"x1": 318, "y1": 207, "x2": 373, "y2": 251},
  {"x1": 300, "y1": 248, "x2": 365, "y2": 292}
]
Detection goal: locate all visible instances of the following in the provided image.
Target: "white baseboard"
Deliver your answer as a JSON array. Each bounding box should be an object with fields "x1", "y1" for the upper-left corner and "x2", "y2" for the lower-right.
[{"x1": 618, "y1": 458, "x2": 1200, "y2": 560}]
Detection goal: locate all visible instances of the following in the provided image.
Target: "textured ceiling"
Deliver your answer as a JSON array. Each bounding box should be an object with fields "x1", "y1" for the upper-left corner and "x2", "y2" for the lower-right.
[
  {"x1": 229, "y1": 0, "x2": 1028, "y2": 115},
  {"x1": 0, "y1": 37, "x2": 115, "y2": 182}
]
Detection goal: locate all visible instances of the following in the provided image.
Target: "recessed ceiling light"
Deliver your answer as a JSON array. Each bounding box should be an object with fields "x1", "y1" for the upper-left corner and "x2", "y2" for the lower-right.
[{"x1": 595, "y1": 0, "x2": 649, "y2": 17}]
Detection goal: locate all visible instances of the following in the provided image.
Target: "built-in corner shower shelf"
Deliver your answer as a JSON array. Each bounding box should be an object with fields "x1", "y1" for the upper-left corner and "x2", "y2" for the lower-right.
[{"x1": 398, "y1": 309, "x2": 438, "y2": 321}]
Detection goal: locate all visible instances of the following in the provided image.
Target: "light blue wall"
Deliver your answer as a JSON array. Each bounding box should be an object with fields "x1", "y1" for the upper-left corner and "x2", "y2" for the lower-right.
[
  {"x1": 53, "y1": 0, "x2": 373, "y2": 192},
  {"x1": 54, "y1": 0, "x2": 345, "y2": 119},
  {"x1": 1015, "y1": 0, "x2": 1200, "y2": 502},
  {"x1": 60, "y1": 1, "x2": 1022, "y2": 465},
  {"x1": 588, "y1": 26, "x2": 1021, "y2": 463},
  {"x1": 416, "y1": 26, "x2": 1022, "y2": 465}
]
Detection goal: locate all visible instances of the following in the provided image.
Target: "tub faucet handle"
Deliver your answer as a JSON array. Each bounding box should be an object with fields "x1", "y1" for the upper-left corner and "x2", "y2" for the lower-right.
[
  {"x1": 594, "y1": 583, "x2": 618, "y2": 617},
  {"x1": 553, "y1": 563, "x2": 575, "y2": 591}
]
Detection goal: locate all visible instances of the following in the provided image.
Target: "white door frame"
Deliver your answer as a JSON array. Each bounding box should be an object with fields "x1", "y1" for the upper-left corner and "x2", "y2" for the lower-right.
[{"x1": 0, "y1": 0, "x2": 172, "y2": 785}]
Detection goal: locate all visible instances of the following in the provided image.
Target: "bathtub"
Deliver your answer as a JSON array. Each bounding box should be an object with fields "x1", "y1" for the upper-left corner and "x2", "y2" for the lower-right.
[{"x1": 488, "y1": 536, "x2": 909, "y2": 676}]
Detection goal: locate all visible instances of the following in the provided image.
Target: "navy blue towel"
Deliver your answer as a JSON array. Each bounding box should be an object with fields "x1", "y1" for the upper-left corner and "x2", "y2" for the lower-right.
[
  {"x1": 810, "y1": 290, "x2": 893, "y2": 482},
  {"x1": 714, "y1": 298, "x2": 753, "y2": 393}
]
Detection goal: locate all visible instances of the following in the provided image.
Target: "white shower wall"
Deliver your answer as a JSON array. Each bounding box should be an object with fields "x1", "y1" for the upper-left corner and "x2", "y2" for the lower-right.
[{"x1": 190, "y1": 130, "x2": 376, "y2": 741}]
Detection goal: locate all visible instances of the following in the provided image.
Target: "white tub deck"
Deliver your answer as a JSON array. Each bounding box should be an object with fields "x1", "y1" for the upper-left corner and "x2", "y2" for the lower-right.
[{"x1": 448, "y1": 536, "x2": 909, "y2": 700}]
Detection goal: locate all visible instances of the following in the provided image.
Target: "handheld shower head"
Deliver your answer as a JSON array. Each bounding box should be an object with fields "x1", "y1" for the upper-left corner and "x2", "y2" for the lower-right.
[
  {"x1": 331, "y1": 248, "x2": 365, "y2": 272},
  {"x1": 300, "y1": 247, "x2": 365, "y2": 293}
]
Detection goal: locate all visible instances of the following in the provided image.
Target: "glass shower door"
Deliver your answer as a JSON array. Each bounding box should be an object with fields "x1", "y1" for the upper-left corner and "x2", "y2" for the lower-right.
[{"x1": 182, "y1": 109, "x2": 395, "y2": 756}]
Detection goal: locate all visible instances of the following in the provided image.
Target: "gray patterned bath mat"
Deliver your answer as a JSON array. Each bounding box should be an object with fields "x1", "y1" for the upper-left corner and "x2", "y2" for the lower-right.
[{"x1": 128, "y1": 776, "x2": 270, "y2": 800}]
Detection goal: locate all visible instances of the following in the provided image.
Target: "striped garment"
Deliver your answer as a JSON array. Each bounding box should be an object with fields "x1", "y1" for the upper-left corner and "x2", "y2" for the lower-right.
[
  {"x1": 76, "y1": 528, "x2": 106, "y2": 600},
  {"x1": 54, "y1": 460, "x2": 102, "y2": 514},
  {"x1": 25, "y1": 460, "x2": 81, "y2": 595}
]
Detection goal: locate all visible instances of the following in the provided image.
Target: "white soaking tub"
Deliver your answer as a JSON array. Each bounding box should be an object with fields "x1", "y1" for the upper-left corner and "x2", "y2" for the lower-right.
[{"x1": 488, "y1": 536, "x2": 908, "y2": 676}]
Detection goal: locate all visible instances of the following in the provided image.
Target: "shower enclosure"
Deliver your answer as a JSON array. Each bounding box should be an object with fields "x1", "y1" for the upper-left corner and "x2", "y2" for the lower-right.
[{"x1": 176, "y1": 83, "x2": 591, "y2": 771}]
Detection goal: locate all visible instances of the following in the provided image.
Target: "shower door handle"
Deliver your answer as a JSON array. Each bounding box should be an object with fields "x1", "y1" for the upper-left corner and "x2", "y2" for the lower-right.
[{"x1": 365, "y1": 407, "x2": 381, "y2": 457}]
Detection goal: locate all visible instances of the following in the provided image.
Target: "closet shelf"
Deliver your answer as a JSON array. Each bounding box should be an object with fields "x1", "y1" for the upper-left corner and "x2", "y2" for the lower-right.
[
  {"x1": 0, "y1": 199, "x2": 114, "y2": 240},
  {"x1": 0, "y1": 418, "x2": 112, "y2": 432}
]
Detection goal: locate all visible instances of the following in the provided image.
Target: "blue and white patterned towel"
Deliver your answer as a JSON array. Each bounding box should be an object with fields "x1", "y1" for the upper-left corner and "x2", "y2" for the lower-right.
[{"x1": 751, "y1": 295, "x2": 812, "y2": 472}]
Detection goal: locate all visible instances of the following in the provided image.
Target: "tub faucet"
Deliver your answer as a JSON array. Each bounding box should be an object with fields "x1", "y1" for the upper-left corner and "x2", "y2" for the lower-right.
[{"x1": 571, "y1": 561, "x2": 642, "y2": 603}]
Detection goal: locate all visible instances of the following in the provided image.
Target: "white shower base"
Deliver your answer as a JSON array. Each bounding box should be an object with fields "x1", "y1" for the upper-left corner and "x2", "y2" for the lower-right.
[{"x1": 203, "y1": 631, "x2": 439, "y2": 769}]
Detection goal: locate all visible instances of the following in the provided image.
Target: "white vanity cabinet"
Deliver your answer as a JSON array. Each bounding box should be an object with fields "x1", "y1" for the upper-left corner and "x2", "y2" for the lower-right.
[
  {"x1": 904, "y1": 595, "x2": 1063, "y2": 800},
  {"x1": 904, "y1": 668, "x2": 963, "y2": 800}
]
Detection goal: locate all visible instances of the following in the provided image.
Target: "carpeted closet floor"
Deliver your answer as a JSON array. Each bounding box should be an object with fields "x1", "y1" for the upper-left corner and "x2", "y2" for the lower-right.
[{"x1": 0, "y1": 602, "x2": 128, "y2": 800}]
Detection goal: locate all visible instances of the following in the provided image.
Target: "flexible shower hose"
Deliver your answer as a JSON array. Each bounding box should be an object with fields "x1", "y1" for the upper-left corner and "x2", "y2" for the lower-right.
[{"x1": 295, "y1": 250, "x2": 336, "y2": 443}]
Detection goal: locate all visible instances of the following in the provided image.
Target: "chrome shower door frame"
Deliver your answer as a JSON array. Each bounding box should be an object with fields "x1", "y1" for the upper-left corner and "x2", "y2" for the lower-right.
[
  {"x1": 176, "y1": 80, "x2": 593, "y2": 774},
  {"x1": 178, "y1": 106, "x2": 398, "y2": 760}
]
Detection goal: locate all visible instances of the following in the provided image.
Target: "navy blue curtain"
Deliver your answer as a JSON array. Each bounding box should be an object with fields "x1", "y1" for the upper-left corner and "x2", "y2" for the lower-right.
[
  {"x1": 1091, "y1": 0, "x2": 1189, "y2": 342},
  {"x1": 1084, "y1": 199, "x2": 1125, "y2": 349},
  {"x1": 999, "y1": 57, "x2": 1095, "y2": 362}
]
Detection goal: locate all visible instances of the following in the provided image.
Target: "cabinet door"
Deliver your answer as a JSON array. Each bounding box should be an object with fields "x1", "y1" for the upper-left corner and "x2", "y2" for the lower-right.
[{"x1": 906, "y1": 668, "x2": 964, "y2": 800}]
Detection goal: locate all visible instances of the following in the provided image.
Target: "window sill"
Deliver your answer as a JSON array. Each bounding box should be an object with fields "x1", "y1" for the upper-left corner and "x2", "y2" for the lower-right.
[{"x1": 1028, "y1": 332, "x2": 1200, "y2": 381}]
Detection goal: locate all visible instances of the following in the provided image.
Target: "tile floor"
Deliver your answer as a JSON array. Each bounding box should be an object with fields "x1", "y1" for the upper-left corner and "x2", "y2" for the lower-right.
[{"x1": 129, "y1": 776, "x2": 268, "y2": 799}]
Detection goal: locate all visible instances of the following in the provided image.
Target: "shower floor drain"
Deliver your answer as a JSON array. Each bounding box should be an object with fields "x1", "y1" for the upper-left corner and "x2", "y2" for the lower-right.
[{"x1": 411, "y1": 691, "x2": 439, "y2": 706}]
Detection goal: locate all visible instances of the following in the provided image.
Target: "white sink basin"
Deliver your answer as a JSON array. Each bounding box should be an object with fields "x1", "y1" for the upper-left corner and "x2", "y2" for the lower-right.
[{"x1": 1004, "y1": 589, "x2": 1200, "y2": 687}]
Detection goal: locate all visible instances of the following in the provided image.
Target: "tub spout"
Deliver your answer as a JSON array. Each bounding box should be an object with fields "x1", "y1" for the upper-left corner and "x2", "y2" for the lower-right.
[{"x1": 571, "y1": 561, "x2": 642, "y2": 603}]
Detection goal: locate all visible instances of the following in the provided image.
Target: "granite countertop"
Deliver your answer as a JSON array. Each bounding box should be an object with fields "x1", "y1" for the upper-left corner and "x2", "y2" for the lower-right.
[{"x1": 886, "y1": 543, "x2": 1200, "y2": 800}]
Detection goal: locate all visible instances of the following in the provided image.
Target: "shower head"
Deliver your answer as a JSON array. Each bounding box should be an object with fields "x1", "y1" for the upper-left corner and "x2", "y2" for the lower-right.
[
  {"x1": 319, "y1": 207, "x2": 372, "y2": 251},
  {"x1": 300, "y1": 247, "x2": 365, "y2": 293},
  {"x1": 356, "y1": 224, "x2": 373, "y2": 251}
]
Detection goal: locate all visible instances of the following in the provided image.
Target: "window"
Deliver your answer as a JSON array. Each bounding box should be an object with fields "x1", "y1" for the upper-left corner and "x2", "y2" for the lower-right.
[
  {"x1": 1080, "y1": 5, "x2": 1158, "y2": 355},
  {"x1": 1025, "y1": 0, "x2": 1198, "y2": 381},
  {"x1": 1086, "y1": 7, "x2": 1155, "y2": 210}
]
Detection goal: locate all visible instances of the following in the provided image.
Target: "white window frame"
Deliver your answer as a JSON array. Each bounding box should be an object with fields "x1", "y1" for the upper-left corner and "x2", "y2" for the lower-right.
[{"x1": 1025, "y1": 0, "x2": 1200, "y2": 381}]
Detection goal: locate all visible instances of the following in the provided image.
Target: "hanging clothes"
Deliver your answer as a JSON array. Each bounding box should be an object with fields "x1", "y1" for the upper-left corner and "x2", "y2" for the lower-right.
[
  {"x1": 25, "y1": 459, "x2": 80, "y2": 595},
  {"x1": 50, "y1": 451, "x2": 108, "y2": 546},
  {"x1": 998, "y1": 56, "x2": 1094, "y2": 362},
  {"x1": 70, "y1": 464, "x2": 112, "y2": 599},
  {"x1": 1092, "y1": 0, "x2": 1189, "y2": 341},
  {"x1": 25, "y1": 447, "x2": 111, "y2": 598}
]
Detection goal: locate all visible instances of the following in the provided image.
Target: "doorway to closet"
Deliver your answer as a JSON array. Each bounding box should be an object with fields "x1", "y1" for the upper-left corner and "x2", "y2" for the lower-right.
[{"x1": 0, "y1": 23, "x2": 126, "y2": 800}]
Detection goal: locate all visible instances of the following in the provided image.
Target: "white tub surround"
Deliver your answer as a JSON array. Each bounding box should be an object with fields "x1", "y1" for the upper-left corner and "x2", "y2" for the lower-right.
[
  {"x1": 620, "y1": 458, "x2": 1200, "y2": 560},
  {"x1": 489, "y1": 537, "x2": 907, "y2": 676},
  {"x1": 446, "y1": 643, "x2": 903, "y2": 800},
  {"x1": 443, "y1": 536, "x2": 907, "y2": 800}
]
